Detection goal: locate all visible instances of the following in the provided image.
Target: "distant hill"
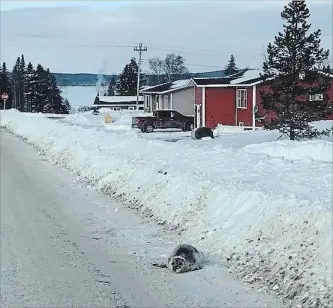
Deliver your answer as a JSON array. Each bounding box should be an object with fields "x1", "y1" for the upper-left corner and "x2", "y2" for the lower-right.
[
  {"x1": 53, "y1": 69, "x2": 247, "y2": 87},
  {"x1": 53, "y1": 73, "x2": 117, "y2": 87}
]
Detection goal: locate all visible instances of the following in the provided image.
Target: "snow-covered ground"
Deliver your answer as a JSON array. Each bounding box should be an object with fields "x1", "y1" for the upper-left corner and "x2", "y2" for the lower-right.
[
  {"x1": 1, "y1": 109, "x2": 332, "y2": 308},
  {"x1": 58, "y1": 109, "x2": 194, "y2": 141}
]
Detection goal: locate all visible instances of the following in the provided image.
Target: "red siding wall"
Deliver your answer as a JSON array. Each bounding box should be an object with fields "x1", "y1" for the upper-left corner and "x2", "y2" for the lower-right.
[
  {"x1": 205, "y1": 88, "x2": 236, "y2": 127},
  {"x1": 200, "y1": 78, "x2": 333, "y2": 129},
  {"x1": 329, "y1": 80, "x2": 333, "y2": 100},
  {"x1": 205, "y1": 87, "x2": 255, "y2": 128},
  {"x1": 256, "y1": 79, "x2": 333, "y2": 121},
  {"x1": 327, "y1": 80, "x2": 333, "y2": 120}
]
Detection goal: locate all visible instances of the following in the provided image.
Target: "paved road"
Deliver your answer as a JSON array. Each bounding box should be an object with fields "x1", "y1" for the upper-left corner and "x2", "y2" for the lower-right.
[{"x1": 0, "y1": 129, "x2": 283, "y2": 307}]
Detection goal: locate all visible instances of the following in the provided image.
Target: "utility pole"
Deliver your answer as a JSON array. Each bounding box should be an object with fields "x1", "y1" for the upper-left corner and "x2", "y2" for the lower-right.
[{"x1": 134, "y1": 43, "x2": 147, "y2": 109}]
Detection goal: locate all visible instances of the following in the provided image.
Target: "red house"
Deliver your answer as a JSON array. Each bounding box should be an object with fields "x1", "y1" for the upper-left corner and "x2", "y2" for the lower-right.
[{"x1": 192, "y1": 69, "x2": 333, "y2": 129}]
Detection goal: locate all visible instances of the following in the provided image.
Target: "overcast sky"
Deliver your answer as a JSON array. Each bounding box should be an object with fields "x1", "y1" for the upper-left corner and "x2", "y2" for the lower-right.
[{"x1": 0, "y1": 0, "x2": 332, "y2": 74}]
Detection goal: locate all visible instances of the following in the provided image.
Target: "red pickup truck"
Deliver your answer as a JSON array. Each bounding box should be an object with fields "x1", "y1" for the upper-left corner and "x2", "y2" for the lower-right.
[{"x1": 132, "y1": 109, "x2": 194, "y2": 133}]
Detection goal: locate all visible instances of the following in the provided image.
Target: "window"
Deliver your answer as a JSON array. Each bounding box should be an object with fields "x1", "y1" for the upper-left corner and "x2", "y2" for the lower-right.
[
  {"x1": 170, "y1": 111, "x2": 180, "y2": 119},
  {"x1": 309, "y1": 93, "x2": 323, "y2": 101},
  {"x1": 237, "y1": 89, "x2": 247, "y2": 108},
  {"x1": 158, "y1": 111, "x2": 171, "y2": 118}
]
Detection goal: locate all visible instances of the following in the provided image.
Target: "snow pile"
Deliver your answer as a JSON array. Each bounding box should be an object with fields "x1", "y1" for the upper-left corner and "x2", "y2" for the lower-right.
[
  {"x1": 243, "y1": 140, "x2": 333, "y2": 163},
  {"x1": 311, "y1": 120, "x2": 333, "y2": 132},
  {"x1": 112, "y1": 112, "x2": 137, "y2": 126},
  {"x1": 311, "y1": 120, "x2": 333, "y2": 142},
  {"x1": 44, "y1": 113, "x2": 68, "y2": 118},
  {"x1": 98, "y1": 107, "x2": 114, "y2": 114},
  {"x1": 60, "y1": 110, "x2": 144, "y2": 131},
  {"x1": 101, "y1": 110, "x2": 142, "y2": 131},
  {"x1": 1, "y1": 109, "x2": 332, "y2": 308},
  {"x1": 64, "y1": 113, "x2": 91, "y2": 126},
  {"x1": 213, "y1": 123, "x2": 253, "y2": 136}
]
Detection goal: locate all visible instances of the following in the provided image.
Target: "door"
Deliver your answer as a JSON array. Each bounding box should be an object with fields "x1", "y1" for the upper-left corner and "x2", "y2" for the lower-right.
[
  {"x1": 169, "y1": 111, "x2": 183, "y2": 129},
  {"x1": 157, "y1": 110, "x2": 171, "y2": 128}
]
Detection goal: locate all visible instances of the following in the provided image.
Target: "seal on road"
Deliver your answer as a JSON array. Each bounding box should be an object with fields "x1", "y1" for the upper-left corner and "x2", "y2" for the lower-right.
[{"x1": 151, "y1": 244, "x2": 204, "y2": 273}]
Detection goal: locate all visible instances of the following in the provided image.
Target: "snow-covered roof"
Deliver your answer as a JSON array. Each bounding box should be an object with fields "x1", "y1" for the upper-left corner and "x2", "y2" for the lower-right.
[
  {"x1": 98, "y1": 96, "x2": 143, "y2": 103},
  {"x1": 140, "y1": 79, "x2": 193, "y2": 94},
  {"x1": 230, "y1": 69, "x2": 263, "y2": 84},
  {"x1": 140, "y1": 85, "x2": 159, "y2": 91},
  {"x1": 170, "y1": 79, "x2": 191, "y2": 90}
]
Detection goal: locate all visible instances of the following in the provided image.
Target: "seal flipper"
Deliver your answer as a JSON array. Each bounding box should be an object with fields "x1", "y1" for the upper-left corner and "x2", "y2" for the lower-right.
[{"x1": 150, "y1": 261, "x2": 167, "y2": 269}]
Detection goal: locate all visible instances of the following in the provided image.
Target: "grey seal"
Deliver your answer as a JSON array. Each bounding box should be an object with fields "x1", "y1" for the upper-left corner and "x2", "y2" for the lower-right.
[{"x1": 151, "y1": 244, "x2": 204, "y2": 273}]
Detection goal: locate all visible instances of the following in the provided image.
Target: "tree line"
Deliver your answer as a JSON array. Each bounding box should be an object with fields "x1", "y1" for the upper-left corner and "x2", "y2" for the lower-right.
[
  {"x1": 105, "y1": 53, "x2": 239, "y2": 96},
  {"x1": 0, "y1": 55, "x2": 71, "y2": 113}
]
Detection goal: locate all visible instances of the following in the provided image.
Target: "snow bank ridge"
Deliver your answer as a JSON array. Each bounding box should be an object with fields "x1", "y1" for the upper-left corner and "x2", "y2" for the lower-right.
[{"x1": 243, "y1": 139, "x2": 333, "y2": 163}]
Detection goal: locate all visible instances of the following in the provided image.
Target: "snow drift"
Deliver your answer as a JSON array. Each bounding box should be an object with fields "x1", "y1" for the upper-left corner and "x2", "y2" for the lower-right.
[
  {"x1": 243, "y1": 139, "x2": 333, "y2": 163},
  {"x1": 1, "y1": 109, "x2": 332, "y2": 308}
]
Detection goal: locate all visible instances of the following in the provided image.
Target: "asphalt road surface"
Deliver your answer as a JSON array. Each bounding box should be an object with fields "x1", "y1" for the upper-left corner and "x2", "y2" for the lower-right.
[{"x1": 0, "y1": 129, "x2": 283, "y2": 308}]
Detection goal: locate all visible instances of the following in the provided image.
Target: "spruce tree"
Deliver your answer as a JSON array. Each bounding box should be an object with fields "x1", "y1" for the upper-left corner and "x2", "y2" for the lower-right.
[
  {"x1": 261, "y1": 1, "x2": 332, "y2": 140},
  {"x1": 12, "y1": 57, "x2": 21, "y2": 110},
  {"x1": 0, "y1": 62, "x2": 13, "y2": 109},
  {"x1": 43, "y1": 71, "x2": 62, "y2": 113},
  {"x1": 24, "y1": 62, "x2": 35, "y2": 112},
  {"x1": 323, "y1": 64, "x2": 332, "y2": 74},
  {"x1": 19, "y1": 55, "x2": 27, "y2": 111},
  {"x1": 33, "y1": 64, "x2": 50, "y2": 112},
  {"x1": 60, "y1": 98, "x2": 72, "y2": 114},
  {"x1": 225, "y1": 54, "x2": 238, "y2": 75},
  {"x1": 60, "y1": 98, "x2": 71, "y2": 114},
  {"x1": 116, "y1": 58, "x2": 145, "y2": 96},
  {"x1": 10, "y1": 54, "x2": 27, "y2": 111}
]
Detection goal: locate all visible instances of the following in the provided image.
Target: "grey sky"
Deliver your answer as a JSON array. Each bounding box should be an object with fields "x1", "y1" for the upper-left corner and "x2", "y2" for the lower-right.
[{"x1": 0, "y1": 0, "x2": 332, "y2": 74}]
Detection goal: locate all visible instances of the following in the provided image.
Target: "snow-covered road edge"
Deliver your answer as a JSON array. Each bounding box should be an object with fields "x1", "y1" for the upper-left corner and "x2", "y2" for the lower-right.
[{"x1": 1, "y1": 110, "x2": 332, "y2": 308}]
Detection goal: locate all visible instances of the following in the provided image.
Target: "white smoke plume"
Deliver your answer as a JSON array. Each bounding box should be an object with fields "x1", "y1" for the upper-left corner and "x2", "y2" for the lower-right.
[{"x1": 96, "y1": 58, "x2": 107, "y2": 96}]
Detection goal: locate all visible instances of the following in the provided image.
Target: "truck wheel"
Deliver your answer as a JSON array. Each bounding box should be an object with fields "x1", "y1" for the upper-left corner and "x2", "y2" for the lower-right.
[{"x1": 144, "y1": 124, "x2": 154, "y2": 133}]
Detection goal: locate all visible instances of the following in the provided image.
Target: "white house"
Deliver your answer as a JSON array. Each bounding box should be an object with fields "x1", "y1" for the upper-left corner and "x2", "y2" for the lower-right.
[
  {"x1": 93, "y1": 95, "x2": 144, "y2": 111},
  {"x1": 140, "y1": 79, "x2": 195, "y2": 116}
]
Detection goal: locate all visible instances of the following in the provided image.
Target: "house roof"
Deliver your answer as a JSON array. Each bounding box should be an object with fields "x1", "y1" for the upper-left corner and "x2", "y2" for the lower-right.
[
  {"x1": 230, "y1": 69, "x2": 264, "y2": 84},
  {"x1": 192, "y1": 77, "x2": 236, "y2": 86},
  {"x1": 192, "y1": 70, "x2": 226, "y2": 78},
  {"x1": 97, "y1": 95, "x2": 144, "y2": 103},
  {"x1": 140, "y1": 79, "x2": 193, "y2": 94},
  {"x1": 191, "y1": 69, "x2": 270, "y2": 87},
  {"x1": 191, "y1": 69, "x2": 260, "y2": 86},
  {"x1": 192, "y1": 68, "x2": 333, "y2": 88}
]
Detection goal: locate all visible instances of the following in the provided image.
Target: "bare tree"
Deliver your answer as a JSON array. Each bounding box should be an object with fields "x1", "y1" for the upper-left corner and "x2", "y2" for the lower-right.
[
  {"x1": 163, "y1": 53, "x2": 188, "y2": 82},
  {"x1": 148, "y1": 57, "x2": 165, "y2": 84}
]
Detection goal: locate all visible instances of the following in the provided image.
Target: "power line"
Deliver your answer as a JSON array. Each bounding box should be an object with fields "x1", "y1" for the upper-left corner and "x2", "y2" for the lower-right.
[
  {"x1": 3, "y1": 34, "x2": 261, "y2": 57},
  {"x1": 2, "y1": 35, "x2": 263, "y2": 72},
  {"x1": 134, "y1": 43, "x2": 147, "y2": 108}
]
